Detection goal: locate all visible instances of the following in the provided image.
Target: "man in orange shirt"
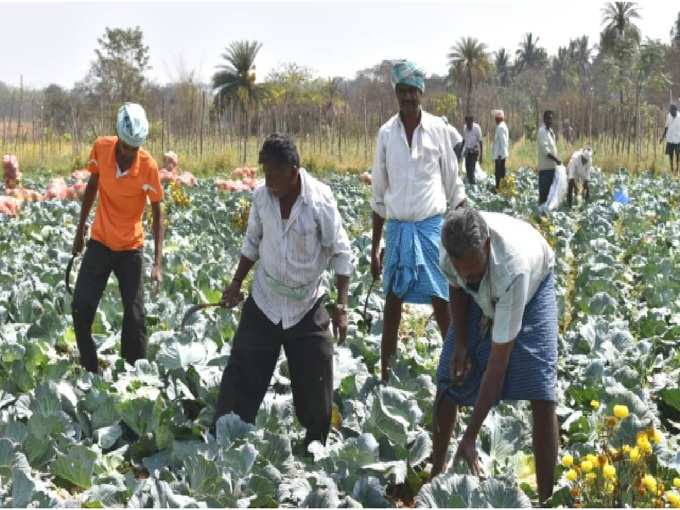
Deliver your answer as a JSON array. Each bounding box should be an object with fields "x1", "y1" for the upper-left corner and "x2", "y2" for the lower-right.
[{"x1": 71, "y1": 103, "x2": 164, "y2": 373}]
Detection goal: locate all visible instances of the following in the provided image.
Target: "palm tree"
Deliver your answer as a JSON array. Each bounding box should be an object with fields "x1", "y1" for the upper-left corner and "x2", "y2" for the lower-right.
[
  {"x1": 494, "y1": 48, "x2": 512, "y2": 87},
  {"x1": 601, "y1": 1, "x2": 641, "y2": 50},
  {"x1": 514, "y1": 33, "x2": 549, "y2": 72},
  {"x1": 212, "y1": 40, "x2": 267, "y2": 163},
  {"x1": 447, "y1": 37, "x2": 491, "y2": 114},
  {"x1": 548, "y1": 47, "x2": 575, "y2": 95}
]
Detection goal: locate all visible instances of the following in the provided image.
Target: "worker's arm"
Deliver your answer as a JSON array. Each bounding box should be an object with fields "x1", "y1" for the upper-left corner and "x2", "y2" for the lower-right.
[
  {"x1": 660, "y1": 127, "x2": 668, "y2": 144},
  {"x1": 370, "y1": 130, "x2": 388, "y2": 279},
  {"x1": 150, "y1": 201, "x2": 164, "y2": 285},
  {"x1": 72, "y1": 174, "x2": 99, "y2": 254}
]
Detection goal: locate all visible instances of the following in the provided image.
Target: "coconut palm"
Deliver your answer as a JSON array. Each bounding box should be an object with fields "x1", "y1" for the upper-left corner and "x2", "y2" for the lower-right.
[
  {"x1": 212, "y1": 40, "x2": 268, "y2": 163},
  {"x1": 447, "y1": 37, "x2": 491, "y2": 114},
  {"x1": 514, "y1": 33, "x2": 549, "y2": 72},
  {"x1": 494, "y1": 48, "x2": 512, "y2": 87},
  {"x1": 601, "y1": 1, "x2": 641, "y2": 50},
  {"x1": 548, "y1": 47, "x2": 576, "y2": 95}
]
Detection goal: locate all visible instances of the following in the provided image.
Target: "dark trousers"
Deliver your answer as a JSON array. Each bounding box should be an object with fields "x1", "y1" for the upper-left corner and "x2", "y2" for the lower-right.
[
  {"x1": 494, "y1": 158, "x2": 506, "y2": 189},
  {"x1": 215, "y1": 296, "x2": 334, "y2": 446},
  {"x1": 465, "y1": 150, "x2": 479, "y2": 184},
  {"x1": 72, "y1": 239, "x2": 147, "y2": 373},
  {"x1": 567, "y1": 179, "x2": 590, "y2": 206},
  {"x1": 538, "y1": 169, "x2": 556, "y2": 204}
]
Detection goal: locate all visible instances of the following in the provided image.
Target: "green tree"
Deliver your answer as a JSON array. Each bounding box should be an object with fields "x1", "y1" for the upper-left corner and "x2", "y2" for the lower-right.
[
  {"x1": 447, "y1": 37, "x2": 491, "y2": 115},
  {"x1": 43, "y1": 84, "x2": 71, "y2": 134},
  {"x1": 600, "y1": 2, "x2": 641, "y2": 52},
  {"x1": 212, "y1": 40, "x2": 267, "y2": 163},
  {"x1": 90, "y1": 26, "x2": 150, "y2": 105},
  {"x1": 494, "y1": 48, "x2": 512, "y2": 87},
  {"x1": 672, "y1": 11, "x2": 680, "y2": 45},
  {"x1": 514, "y1": 33, "x2": 549, "y2": 72}
]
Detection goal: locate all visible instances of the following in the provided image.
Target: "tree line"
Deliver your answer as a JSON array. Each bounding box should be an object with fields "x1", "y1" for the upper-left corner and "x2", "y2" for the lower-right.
[{"x1": 1, "y1": 2, "x2": 680, "y2": 169}]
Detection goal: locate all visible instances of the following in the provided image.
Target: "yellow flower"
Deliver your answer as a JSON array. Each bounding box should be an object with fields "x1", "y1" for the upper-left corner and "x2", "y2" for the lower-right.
[
  {"x1": 605, "y1": 481, "x2": 616, "y2": 494},
  {"x1": 667, "y1": 491, "x2": 680, "y2": 508},
  {"x1": 642, "y1": 475, "x2": 658, "y2": 494},
  {"x1": 622, "y1": 444, "x2": 631, "y2": 454},
  {"x1": 637, "y1": 434, "x2": 652, "y2": 454},
  {"x1": 591, "y1": 400, "x2": 600, "y2": 410},
  {"x1": 613, "y1": 404, "x2": 629, "y2": 418},
  {"x1": 629, "y1": 447, "x2": 641, "y2": 462},
  {"x1": 581, "y1": 460, "x2": 594, "y2": 473},
  {"x1": 603, "y1": 464, "x2": 616, "y2": 480},
  {"x1": 566, "y1": 469, "x2": 578, "y2": 482},
  {"x1": 562, "y1": 454, "x2": 574, "y2": 468},
  {"x1": 586, "y1": 472, "x2": 597, "y2": 483},
  {"x1": 674, "y1": 478, "x2": 680, "y2": 489}
]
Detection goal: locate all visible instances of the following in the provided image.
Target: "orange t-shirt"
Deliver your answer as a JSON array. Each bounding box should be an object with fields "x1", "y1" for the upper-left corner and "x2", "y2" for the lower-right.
[{"x1": 87, "y1": 136, "x2": 164, "y2": 251}]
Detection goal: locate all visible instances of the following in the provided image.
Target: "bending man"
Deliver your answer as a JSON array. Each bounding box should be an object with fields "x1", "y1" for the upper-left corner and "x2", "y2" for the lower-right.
[{"x1": 432, "y1": 208, "x2": 558, "y2": 504}]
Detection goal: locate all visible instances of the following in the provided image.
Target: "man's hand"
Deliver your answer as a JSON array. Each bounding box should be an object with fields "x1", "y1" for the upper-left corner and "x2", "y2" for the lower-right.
[
  {"x1": 453, "y1": 434, "x2": 481, "y2": 475},
  {"x1": 221, "y1": 280, "x2": 244, "y2": 308},
  {"x1": 371, "y1": 251, "x2": 383, "y2": 280},
  {"x1": 151, "y1": 262, "x2": 162, "y2": 291},
  {"x1": 72, "y1": 225, "x2": 87, "y2": 255},
  {"x1": 332, "y1": 305, "x2": 348, "y2": 344},
  {"x1": 450, "y1": 339, "x2": 472, "y2": 384}
]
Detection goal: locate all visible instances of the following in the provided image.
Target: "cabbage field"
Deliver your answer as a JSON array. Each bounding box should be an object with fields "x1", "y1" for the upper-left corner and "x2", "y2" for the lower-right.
[{"x1": 1, "y1": 168, "x2": 680, "y2": 508}]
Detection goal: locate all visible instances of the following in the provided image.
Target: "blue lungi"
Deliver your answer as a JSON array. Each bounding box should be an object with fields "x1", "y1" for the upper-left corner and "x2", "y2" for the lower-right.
[
  {"x1": 436, "y1": 272, "x2": 558, "y2": 404},
  {"x1": 383, "y1": 215, "x2": 449, "y2": 304}
]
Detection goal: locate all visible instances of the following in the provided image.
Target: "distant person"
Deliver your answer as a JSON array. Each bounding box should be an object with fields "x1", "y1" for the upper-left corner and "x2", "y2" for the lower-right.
[
  {"x1": 537, "y1": 110, "x2": 561, "y2": 205},
  {"x1": 2, "y1": 154, "x2": 21, "y2": 190},
  {"x1": 214, "y1": 133, "x2": 352, "y2": 448},
  {"x1": 462, "y1": 116, "x2": 483, "y2": 185},
  {"x1": 432, "y1": 208, "x2": 558, "y2": 504},
  {"x1": 441, "y1": 116, "x2": 464, "y2": 161},
  {"x1": 160, "y1": 150, "x2": 198, "y2": 187},
  {"x1": 71, "y1": 102, "x2": 164, "y2": 373},
  {"x1": 660, "y1": 103, "x2": 680, "y2": 174},
  {"x1": 491, "y1": 110, "x2": 509, "y2": 191},
  {"x1": 371, "y1": 59, "x2": 466, "y2": 383},
  {"x1": 566, "y1": 146, "x2": 593, "y2": 206}
]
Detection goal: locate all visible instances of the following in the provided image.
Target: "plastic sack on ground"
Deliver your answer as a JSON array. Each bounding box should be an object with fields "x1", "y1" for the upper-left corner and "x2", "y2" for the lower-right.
[
  {"x1": 613, "y1": 186, "x2": 630, "y2": 205},
  {"x1": 541, "y1": 164, "x2": 568, "y2": 212},
  {"x1": 474, "y1": 162, "x2": 487, "y2": 183}
]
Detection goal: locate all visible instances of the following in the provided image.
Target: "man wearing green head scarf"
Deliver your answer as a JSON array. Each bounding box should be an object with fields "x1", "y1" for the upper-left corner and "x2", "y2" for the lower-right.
[
  {"x1": 371, "y1": 59, "x2": 467, "y2": 383},
  {"x1": 71, "y1": 102, "x2": 164, "y2": 374}
]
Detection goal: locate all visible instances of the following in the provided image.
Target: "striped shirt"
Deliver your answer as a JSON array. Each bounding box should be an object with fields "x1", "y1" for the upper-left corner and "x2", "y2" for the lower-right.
[
  {"x1": 440, "y1": 212, "x2": 554, "y2": 344},
  {"x1": 241, "y1": 168, "x2": 353, "y2": 329}
]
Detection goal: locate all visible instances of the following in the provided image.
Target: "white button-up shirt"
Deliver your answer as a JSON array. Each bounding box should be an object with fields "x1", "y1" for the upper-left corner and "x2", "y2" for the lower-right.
[
  {"x1": 446, "y1": 124, "x2": 463, "y2": 147},
  {"x1": 566, "y1": 149, "x2": 592, "y2": 182},
  {"x1": 492, "y1": 121, "x2": 509, "y2": 160},
  {"x1": 463, "y1": 123, "x2": 483, "y2": 151},
  {"x1": 665, "y1": 113, "x2": 680, "y2": 144},
  {"x1": 241, "y1": 168, "x2": 353, "y2": 329},
  {"x1": 371, "y1": 110, "x2": 466, "y2": 222},
  {"x1": 537, "y1": 125, "x2": 558, "y2": 170},
  {"x1": 440, "y1": 212, "x2": 555, "y2": 344}
]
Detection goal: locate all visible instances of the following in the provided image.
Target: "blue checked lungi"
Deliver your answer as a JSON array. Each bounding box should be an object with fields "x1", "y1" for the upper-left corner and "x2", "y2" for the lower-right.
[
  {"x1": 436, "y1": 271, "x2": 558, "y2": 404},
  {"x1": 383, "y1": 215, "x2": 449, "y2": 304}
]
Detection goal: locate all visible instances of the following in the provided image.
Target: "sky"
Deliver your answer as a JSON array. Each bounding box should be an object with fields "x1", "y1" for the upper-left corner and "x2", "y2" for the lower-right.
[{"x1": 0, "y1": 0, "x2": 675, "y2": 89}]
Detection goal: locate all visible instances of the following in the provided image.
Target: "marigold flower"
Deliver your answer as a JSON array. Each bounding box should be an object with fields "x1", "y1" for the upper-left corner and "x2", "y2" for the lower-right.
[
  {"x1": 667, "y1": 491, "x2": 680, "y2": 508},
  {"x1": 637, "y1": 434, "x2": 652, "y2": 454},
  {"x1": 622, "y1": 444, "x2": 631, "y2": 454},
  {"x1": 603, "y1": 464, "x2": 616, "y2": 480},
  {"x1": 590, "y1": 400, "x2": 600, "y2": 410},
  {"x1": 566, "y1": 469, "x2": 578, "y2": 482},
  {"x1": 613, "y1": 404, "x2": 629, "y2": 418},
  {"x1": 562, "y1": 454, "x2": 574, "y2": 468},
  {"x1": 642, "y1": 475, "x2": 658, "y2": 494},
  {"x1": 629, "y1": 447, "x2": 641, "y2": 462},
  {"x1": 648, "y1": 428, "x2": 662, "y2": 444},
  {"x1": 586, "y1": 472, "x2": 597, "y2": 483},
  {"x1": 674, "y1": 478, "x2": 680, "y2": 489},
  {"x1": 581, "y1": 460, "x2": 594, "y2": 473},
  {"x1": 605, "y1": 481, "x2": 616, "y2": 494}
]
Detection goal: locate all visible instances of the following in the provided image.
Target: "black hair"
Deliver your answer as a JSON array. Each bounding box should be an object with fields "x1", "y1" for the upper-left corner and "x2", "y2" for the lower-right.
[
  {"x1": 258, "y1": 133, "x2": 300, "y2": 169},
  {"x1": 543, "y1": 110, "x2": 555, "y2": 117}
]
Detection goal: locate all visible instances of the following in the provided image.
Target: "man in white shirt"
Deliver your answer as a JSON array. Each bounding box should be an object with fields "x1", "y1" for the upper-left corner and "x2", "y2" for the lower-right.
[
  {"x1": 537, "y1": 110, "x2": 562, "y2": 204},
  {"x1": 432, "y1": 208, "x2": 558, "y2": 505},
  {"x1": 660, "y1": 104, "x2": 680, "y2": 174},
  {"x1": 441, "y1": 116, "x2": 464, "y2": 161},
  {"x1": 215, "y1": 133, "x2": 353, "y2": 448},
  {"x1": 566, "y1": 146, "x2": 593, "y2": 206},
  {"x1": 371, "y1": 59, "x2": 466, "y2": 383},
  {"x1": 462, "y1": 116, "x2": 484, "y2": 185},
  {"x1": 491, "y1": 110, "x2": 509, "y2": 191}
]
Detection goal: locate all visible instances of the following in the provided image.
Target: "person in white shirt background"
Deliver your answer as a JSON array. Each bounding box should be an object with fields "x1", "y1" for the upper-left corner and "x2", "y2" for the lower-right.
[
  {"x1": 431, "y1": 208, "x2": 559, "y2": 505},
  {"x1": 660, "y1": 103, "x2": 680, "y2": 174},
  {"x1": 215, "y1": 133, "x2": 353, "y2": 449},
  {"x1": 491, "y1": 109, "x2": 509, "y2": 191},
  {"x1": 566, "y1": 146, "x2": 593, "y2": 206},
  {"x1": 537, "y1": 110, "x2": 562, "y2": 204},
  {"x1": 462, "y1": 115, "x2": 484, "y2": 185},
  {"x1": 371, "y1": 59, "x2": 467, "y2": 383}
]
